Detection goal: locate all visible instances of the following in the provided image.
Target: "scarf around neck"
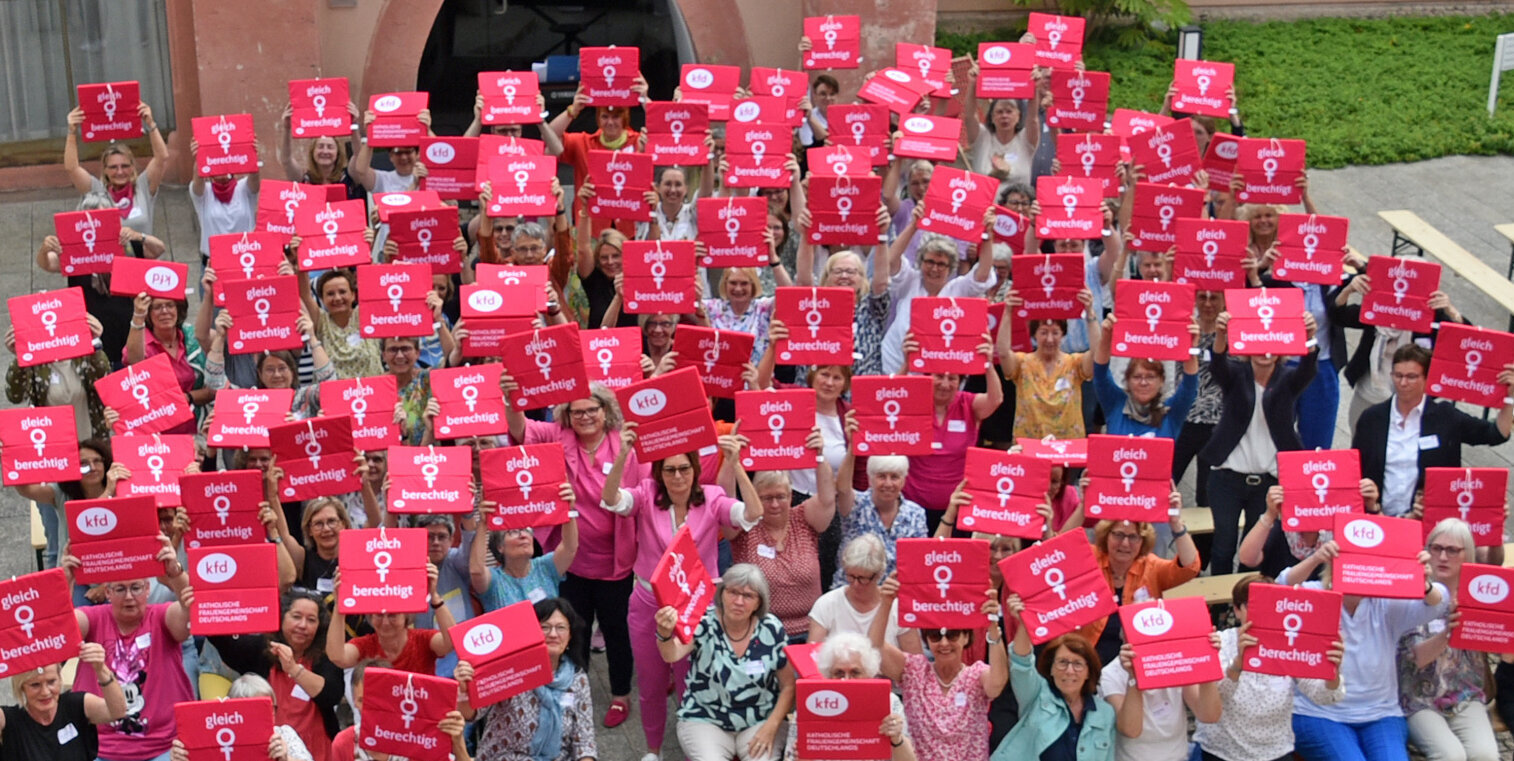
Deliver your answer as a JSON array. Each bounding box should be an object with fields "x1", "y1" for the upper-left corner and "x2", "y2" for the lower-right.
[{"x1": 528, "y1": 660, "x2": 577, "y2": 761}]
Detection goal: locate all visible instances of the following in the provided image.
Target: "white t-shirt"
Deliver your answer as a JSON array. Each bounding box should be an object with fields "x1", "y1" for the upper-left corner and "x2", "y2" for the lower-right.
[
  {"x1": 808, "y1": 586, "x2": 908, "y2": 649},
  {"x1": 189, "y1": 177, "x2": 257, "y2": 255},
  {"x1": 788, "y1": 411, "x2": 846, "y2": 497},
  {"x1": 880, "y1": 256, "x2": 994, "y2": 375},
  {"x1": 1100, "y1": 658, "x2": 1191, "y2": 761},
  {"x1": 372, "y1": 168, "x2": 417, "y2": 194},
  {"x1": 970, "y1": 126, "x2": 1034, "y2": 186}
]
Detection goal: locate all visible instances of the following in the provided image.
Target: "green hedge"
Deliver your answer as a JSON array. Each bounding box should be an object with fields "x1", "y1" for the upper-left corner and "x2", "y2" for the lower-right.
[{"x1": 939, "y1": 13, "x2": 1514, "y2": 168}]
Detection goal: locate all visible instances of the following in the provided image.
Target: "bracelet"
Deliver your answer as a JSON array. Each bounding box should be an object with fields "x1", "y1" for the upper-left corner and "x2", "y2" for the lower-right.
[
  {"x1": 99, "y1": 674, "x2": 116, "y2": 687},
  {"x1": 1503, "y1": 397, "x2": 1514, "y2": 406},
  {"x1": 890, "y1": 739, "x2": 904, "y2": 748},
  {"x1": 655, "y1": 631, "x2": 672, "y2": 642},
  {"x1": 431, "y1": 598, "x2": 445, "y2": 610},
  {"x1": 130, "y1": 321, "x2": 145, "y2": 331},
  {"x1": 567, "y1": 510, "x2": 580, "y2": 518},
  {"x1": 1172, "y1": 526, "x2": 1189, "y2": 539}
]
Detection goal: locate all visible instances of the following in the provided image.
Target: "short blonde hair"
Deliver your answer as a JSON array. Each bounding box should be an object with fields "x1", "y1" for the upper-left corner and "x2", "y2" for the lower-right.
[
  {"x1": 719, "y1": 267, "x2": 765, "y2": 300},
  {"x1": 820, "y1": 251, "x2": 869, "y2": 298}
]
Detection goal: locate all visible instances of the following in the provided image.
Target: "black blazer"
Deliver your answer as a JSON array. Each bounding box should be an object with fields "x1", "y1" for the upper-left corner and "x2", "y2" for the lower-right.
[
  {"x1": 1200, "y1": 348, "x2": 1319, "y2": 468},
  {"x1": 1336, "y1": 300, "x2": 1469, "y2": 389},
  {"x1": 1352, "y1": 397, "x2": 1510, "y2": 494}
]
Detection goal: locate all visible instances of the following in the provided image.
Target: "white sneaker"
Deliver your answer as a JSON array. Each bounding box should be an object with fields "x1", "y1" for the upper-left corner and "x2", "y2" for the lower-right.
[{"x1": 640, "y1": 754, "x2": 659, "y2": 761}]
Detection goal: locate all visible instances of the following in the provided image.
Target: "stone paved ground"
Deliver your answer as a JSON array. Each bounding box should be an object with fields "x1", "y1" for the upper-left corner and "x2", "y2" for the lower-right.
[{"x1": 3, "y1": 155, "x2": 1514, "y2": 757}]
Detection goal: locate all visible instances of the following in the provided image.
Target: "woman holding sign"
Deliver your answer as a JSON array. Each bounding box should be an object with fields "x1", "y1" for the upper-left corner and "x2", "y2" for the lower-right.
[
  {"x1": 867, "y1": 573, "x2": 1008, "y2": 761},
  {"x1": 996, "y1": 287, "x2": 1101, "y2": 440},
  {"x1": 456, "y1": 597, "x2": 598, "y2": 761},
  {"x1": 502, "y1": 381, "x2": 643, "y2": 727},
  {"x1": 291, "y1": 269, "x2": 384, "y2": 380},
  {"x1": 995, "y1": 598, "x2": 1116, "y2": 761},
  {"x1": 603, "y1": 423, "x2": 765, "y2": 761},
  {"x1": 279, "y1": 102, "x2": 370, "y2": 202},
  {"x1": 1396, "y1": 519, "x2": 1503, "y2": 761},
  {"x1": 121, "y1": 293, "x2": 210, "y2": 435},
  {"x1": 0, "y1": 642, "x2": 126, "y2": 761},
  {"x1": 325, "y1": 561, "x2": 456, "y2": 674},
  {"x1": 204, "y1": 310, "x2": 335, "y2": 419},
  {"x1": 730, "y1": 453, "x2": 836, "y2": 641},
  {"x1": 1091, "y1": 315, "x2": 1201, "y2": 438},
  {"x1": 1275, "y1": 539, "x2": 1448, "y2": 761},
  {"x1": 63, "y1": 102, "x2": 168, "y2": 236},
  {"x1": 781, "y1": 632, "x2": 916, "y2": 761},
  {"x1": 656, "y1": 564, "x2": 795, "y2": 761},
  {"x1": 207, "y1": 588, "x2": 345, "y2": 760},
  {"x1": 794, "y1": 211, "x2": 894, "y2": 378}
]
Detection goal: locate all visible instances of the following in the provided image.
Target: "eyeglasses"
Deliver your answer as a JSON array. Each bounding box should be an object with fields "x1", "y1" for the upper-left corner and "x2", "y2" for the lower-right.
[
  {"x1": 845, "y1": 572, "x2": 879, "y2": 586},
  {"x1": 1109, "y1": 531, "x2": 1143, "y2": 544},
  {"x1": 829, "y1": 267, "x2": 863, "y2": 277},
  {"x1": 311, "y1": 518, "x2": 343, "y2": 530},
  {"x1": 1053, "y1": 659, "x2": 1088, "y2": 672},
  {"x1": 426, "y1": 532, "x2": 453, "y2": 544},
  {"x1": 1128, "y1": 374, "x2": 1162, "y2": 384},
  {"x1": 150, "y1": 302, "x2": 178, "y2": 313},
  {"x1": 1428, "y1": 544, "x2": 1465, "y2": 557},
  {"x1": 108, "y1": 583, "x2": 149, "y2": 596},
  {"x1": 541, "y1": 623, "x2": 571, "y2": 635},
  {"x1": 759, "y1": 493, "x2": 790, "y2": 505},
  {"x1": 919, "y1": 259, "x2": 953, "y2": 271},
  {"x1": 568, "y1": 406, "x2": 603, "y2": 419},
  {"x1": 662, "y1": 464, "x2": 694, "y2": 476},
  {"x1": 384, "y1": 345, "x2": 417, "y2": 356},
  {"x1": 724, "y1": 588, "x2": 759, "y2": 602},
  {"x1": 1392, "y1": 373, "x2": 1424, "y2": 383},
  {"x1": 646, "y1": 320, "x2": 675, "y2": 329}
]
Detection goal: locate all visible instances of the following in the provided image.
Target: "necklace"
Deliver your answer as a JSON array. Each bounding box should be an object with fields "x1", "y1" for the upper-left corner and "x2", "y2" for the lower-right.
[{"x1": 725, "y1": 618, "x2": 754, "y2": 643}]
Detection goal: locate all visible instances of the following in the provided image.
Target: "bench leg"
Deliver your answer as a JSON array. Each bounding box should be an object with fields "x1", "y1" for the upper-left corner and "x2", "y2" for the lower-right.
[{"x1": 1391, "y1": 231, "x2": 1424, "y2": 258}]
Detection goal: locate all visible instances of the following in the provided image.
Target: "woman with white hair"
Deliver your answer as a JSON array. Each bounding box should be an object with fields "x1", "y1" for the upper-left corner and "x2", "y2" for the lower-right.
[
  {"x1": 731, "y1": 446, "x2": 836, "y2": 641},
  {"x1": 0, "y1": 643, "x2": 125, "y2": 761},
  {"x1": 794, "y1": 207, "x2": 892, "y2": 377},
  {"x1": 808, "y1": 534, "x2": 923, "y2": 653},
  {"x1": 658, "y1": 564, "x2": 795, "y2": 761},
  {"x1": 783, "y1": 632, "x2": 915, "y2": 761},
  {"x1": 165, "y1": 675, "x2": 314, "y2": 761},
  {"x1": 1397, "y1": 518, "x2": 1503, "y2": 761},
  {"x1": 832, "y1": 427, "x2": 929, "y2": 588}
]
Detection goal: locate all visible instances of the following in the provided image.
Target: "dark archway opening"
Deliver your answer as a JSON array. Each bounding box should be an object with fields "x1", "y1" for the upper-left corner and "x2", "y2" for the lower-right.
[{"x1": 416, "y1": 0, "x2": 686, "y2": 138}]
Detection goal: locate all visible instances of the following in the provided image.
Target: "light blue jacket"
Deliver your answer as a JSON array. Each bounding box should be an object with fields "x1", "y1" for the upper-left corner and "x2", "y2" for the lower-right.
[{"x1": 991, "y1": 651, "x2": 1116, "y2": 761}]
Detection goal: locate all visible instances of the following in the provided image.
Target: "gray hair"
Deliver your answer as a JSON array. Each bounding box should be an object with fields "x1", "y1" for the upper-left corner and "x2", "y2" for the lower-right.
[
  {"x1": 816, "y1": 632, "x2": 882, "y2": 677},
  {"x1": 840, "y1": 533, "x2": 887, "y2": 576},
  {"x1": 715, "y1": 563, "x2": 771, "y2": 623},
  {"x1": 550, "y1": 383, "x2": 623, "y2": 431},
  {"x1": 78, "y1": 192, "x2": 115, "y2": 212},
  {"x1": 907, "y1": 160, "x2": 934, "y2": 179},
  {"x1": 866, "y1": 455, "x2": 909, "y2": 480},
  {"x1": 916, "y1": 235, "x2": 958, "y2": 263},
  {"x1": 752, "y1": 471, "x2": 792, "y2": 493},
  {"x1": 511, "y1": 221, "x2": 548, "y2": 247},
  {"x1": 991, "y1": 243, "x2": 1012, "y2": 265},
  {"x1": 228, "y1": 674, "x2": 275, "y2": 700},
  {"x1": 1426, "y1": 517, "x2": 1476, "y2": 556},
  {"x1": 413, "y1": 514, "x2": 455, "y2": 533}
]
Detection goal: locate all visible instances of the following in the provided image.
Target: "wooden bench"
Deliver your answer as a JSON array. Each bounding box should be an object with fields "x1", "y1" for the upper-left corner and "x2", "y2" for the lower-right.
[
  {"x1": 1378, "y1": 210, "x2": 1514, "y2": 332},
  {"x1": 1169, "y1": 572, "x2": 1252, "y2": 606},
  {"x1": 1180, "y1": 507, "x2": 1214, "y2": 536},
  {"x1": 30, "y1": 502, "x2": 45, "y2": 572}
]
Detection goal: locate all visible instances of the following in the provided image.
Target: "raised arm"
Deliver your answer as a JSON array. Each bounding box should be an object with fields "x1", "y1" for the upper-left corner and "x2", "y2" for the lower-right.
[
  {"x1": 869, "y1": 574, "x2": 907, "y2": 681},
  {"x1": 62, "y1": 108, "x2": 94, "y2": 193},
  {"x1": 836, "y1": 411, "x2": 858, "y2": 517},
  {"x1": 349, "y1": 111, "x2": 377, "y2": 191},
  {"x1": 140, "y1": 103, "x2": 169, "y2": 195}
]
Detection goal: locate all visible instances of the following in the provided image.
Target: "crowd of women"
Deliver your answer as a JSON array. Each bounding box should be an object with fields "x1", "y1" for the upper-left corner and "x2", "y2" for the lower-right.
[{"x1": 8, "y1": 21, "x2": 1514, "y2": 761}]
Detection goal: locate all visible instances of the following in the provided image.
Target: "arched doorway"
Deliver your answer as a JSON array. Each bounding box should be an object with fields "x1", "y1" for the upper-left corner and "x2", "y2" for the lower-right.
[{"x1": 416, "y1": 0, "x2": 692, "y2": 136}]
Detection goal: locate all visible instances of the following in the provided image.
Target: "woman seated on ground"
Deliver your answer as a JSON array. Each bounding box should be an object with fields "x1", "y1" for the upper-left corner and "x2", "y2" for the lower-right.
[
  {"x1": 783, "y1": 632, "x2": 915, "y2": 761},
  {"x1": 0, "y1": 642, "x2": 125, "y2": 761}
]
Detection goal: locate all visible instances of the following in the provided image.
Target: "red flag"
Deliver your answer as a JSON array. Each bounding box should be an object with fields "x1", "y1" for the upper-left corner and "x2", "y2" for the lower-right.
[
  {"x1": 450, "y1": 601, "x2": 553, "y2": 707},
  {"x1": 1120, "y1": 596, "x2": 1222, "y2": 688},
  {"x1": 478, "y1": 71, "x2": 542, "y2": 124},
  {"x1": 1084, "y1": 434, "x2": 1174, "y2": 523},
  {"x1": 1360, "y1": 256, "x2": 1440, "y2": 333},
  {"x1": 53, "y1": 210, "x2": 122, "y2": 275},
  {"x1": 7, "y1": 288, "x2": 92, "y2": 367},
  {"x1": 109, "y1": 257, "x2": 188, "y2": 301},
  {"x1": 207, "y1": 389, "x2": 294, "y2": 449},
  {"x1": 502, "y1": 324, "x2": 591, "y2": 410},
  {"x1": 918, "y1": 167, "x2": 995, "y2": 243},
  {"x1": 802, "y1": 16, "x2": 861, "y2": 70},
  {"x1": 0, "y1": 406, "x2": 81, "y2": 487},
  {"x1": 1331, "y1": 513, "x2": 1426, "y2": 598},
  {"x1": 319, "y1": 375, "x2": 401, "y2": 451},
  {"x1": 388, "y1": 446, "x2": 474, "y2": 515},
  {"x1": 1427, "y1": 324, "x2": 1514, "y2": 409},
  {"x1": 1242, "y1": 583, "x2": 1342, "y2": 679},
  {"x1": 906, "y1": 297, "x2": 990, "y2": 375},
  {"x1": 174, "y1": 697, "x2": 275, "y2": 761},
  {"x1": 179, "y1": 470, "x2": 265, "y2": 549},
  {"x1": 735, "y1": 390, "x2": 818, "y2": 471},
  {"x1": 288, "y1": 77, "x2": 351, "y2": 137},
  {"x1": 796, "y1": 679, "x2": 894, "y2": 760},
  {"x1": 959, "y1": 448, "x2": 1052, "y2": 539},
  {"x1": 672, "y1": 326, "x2": 756, "y2": 398},
  {"x1": 367, "y1": 92, "x2": 429, "y2": 148},
  {"x1": 807, "y1": 175, "x2": 884, "y2": 248},
  {"x1": 191, "y1": 114, "x2": 259, "y2": 177},
  {"x1": 1172, "y1": 218, "x2": 1248, "y2": 292},
  {"x1": 582, "y1": 326, "x2": 644, "y2": 390},
  {"x1": 1272, "y1": 213, "x2": 1348, "y2": 285},
  {"x1": 294, "y1": 200, "x2": 369, "y2": 270},
  {"x1": 479, "y1": 445, "x2": 571, "y2": 530},
  {"x1": 222, "y1": 275, "x2": 302, "y2": 354},
  {"x1": 1277, "y1": 449, "x2": 1363, "y2": 531},
  {"x1": 615, "y1": 367, "x2": 718, "y2": 462},
  {"x1": 1127, "y1": 184, "x2": 1206, "y2": 253},
  {"x1": 645, "y1": 102, "x2": 710, "y2": 167},
  {"x1": 338, "y1": 528, "x2": 428, "y2": 614},
  {"x1": 587, "y1": 150, "x2": 653, "y2": 220},
  {"x1": 1127, "y1": 118, "x2": 1201, "y2": 187},
  {"x1": 1223, "y1": 287, "x2": 1308, "y2": 356},
  {"x1": 773, "y1": 287, "x2": 855, "y2": 366},
  {"x1": 622, "y1": 240, "x2": 699, "y2": 314},
  {"x1": 999, "y1": 529, "x2": 1115, "y2": 644},
  {"x1": 95, "y1": 354, "x2": 195, "y2": 435},
  {"x1": 0, "y1": 569, "x2": 82, "y2": 676},
  {"x1": 268, "y1": 416, "x2": 359, "y2": 501},
  {"x1": 1450, "y1": 564, "x2": 1514, "y2": 654},
  {"x1": 651, "y1": 524, "x2": 717, "y2": 643},
  {"x1": 895, "y1": 538, "x2": 991, "y2": 629},
  {"x1": 65, "y1": 495, "x2": 162, "y2": 584},
  {"x1": 389, "y1": 206, "x2": 461, "y2": 274},
  {"x1": 722, "y1": 122, "x2": 792, "y2": 189},
  {"x1": 358, "y1": 264, "x2": 434, "y2": 339},
  {"x1": 188, "y1": 544, "x2": 280, "y2": 635},
  {"x1": 1045, "y1": 70, "x2": 1108, "y2": 132},
  {"x1": 114, "y1": 434, "x2": 195, "y2": 507},
  {"x1": 1110, "y1": 280, "x2": 1196, "y2": 362},
  {"x1": 76, "y1": 81, "x2": 140, "y2": 142},
  {"x1": 359, "y1": 668, "x2": 458, "y2": 761},
  {"x1": 696, "y1": 196, "x2": 768, "y2": 268},
  {"x1": 1422, "y1": 468, "x2": 1509, "y2": 547},
  {"x1": 579, "y1": 47, "x2": 642, "y2": 107},
  {"x1": 850, "y1": 375, "x2": 935, "y2": 456},
  {"x1": 1029, "y1": 13, "x2": 1085, "y2": 69},
  {"x1": 431, "y1": 363, "x2": 509, "y2": 439},
  {"x1": 1171, "y1": 60, "x2": 1235, "y2": 118},
  {"x1": 1234, "y1": 138, "x2": 1306, "y2": 205},
  {"x1": 1010, "y1": 255, "x2": 1084, "y2": 321},
  {"x1": 1034, "y1": 175, "x2": 1102, "y2": 240}
]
